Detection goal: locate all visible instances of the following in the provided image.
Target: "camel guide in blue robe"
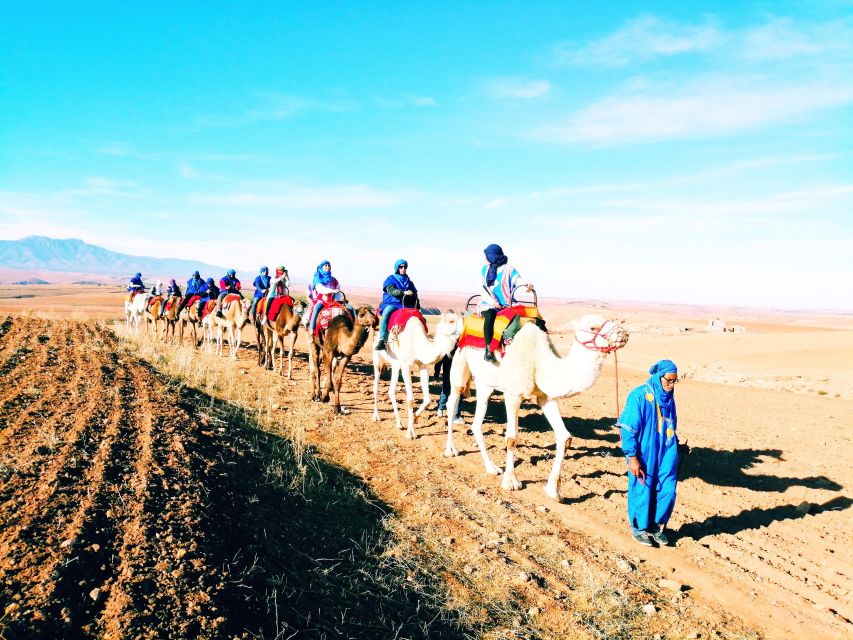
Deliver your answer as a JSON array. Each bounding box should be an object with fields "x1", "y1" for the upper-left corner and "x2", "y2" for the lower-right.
[
  {"x1": 618, "y1": 359, "x2": 680, "y2": 547},
  {"x1": 374, "y1": 258, "x2": 420, "y2": 352}
]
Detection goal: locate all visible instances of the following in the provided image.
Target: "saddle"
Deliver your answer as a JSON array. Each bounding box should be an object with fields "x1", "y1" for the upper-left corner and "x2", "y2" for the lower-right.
[
  {"x1": 124, "y1": 291, "x2": 139, "y2": 303},
  {"x1": 220, "y1": 293, "x2": 243, "y2": 313},
  {"x1": 386, "y1": 308, "x2": 427, "y2": 335},
  {"x1": 146, "y1": 295, "x2": 163, "y2": 311},
  {"x1": 313, "y1": 302, "x2": 353, "y2": 338},
  {"x1": 200, "y1": 299, "x2": 216, "y2": 319},
  {"x1": 457, "y1": 305, "x2": 544, "y2": 353},
  {"x1": 266, "y1": 295, "x2": 295, "y2": 323}
]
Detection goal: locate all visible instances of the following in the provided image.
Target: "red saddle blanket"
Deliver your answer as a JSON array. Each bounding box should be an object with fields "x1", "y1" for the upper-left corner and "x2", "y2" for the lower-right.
[
  {"x1": 146, "y1": 296, "x2": 163, "y2": 311},
  {"x1": 266, "y1": 295, "x2": 295, "y2": 323},
  {"x1": 221, "y1": 293, "x2": 243, "y2": 312},
  {"x1": 200, "y1": 299, "x2": 216, "y2": 319},
  {"x1": 387, "y1": 308, "x2": 426, "y2": 334},
  {"x1": 457, "y1": 306, "x2": 542, "y2": 353},
  {"x1": 313, "y1": 303, "x2": 353, "y2": 337}
]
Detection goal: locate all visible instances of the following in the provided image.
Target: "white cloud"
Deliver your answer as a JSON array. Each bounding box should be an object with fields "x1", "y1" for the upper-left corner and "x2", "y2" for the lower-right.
[
  {"x1": 193, "y1": 93, "x2": 357, "y2": 128},
  {"x1": 557, "y1": 15, "x2": 721, "y2": 67},
  {"x1": 534, "y1": 78, "x2": 853, "y2": 145},
  {"x1": 484, "y1": 77, "x2": 551, "y2": 100},
  {"x1": 190, "y1": 184, "x2": 409, "y2": 210},
  {"x1": 739, "y1": 17, "x2": 853, "y2": 61}
]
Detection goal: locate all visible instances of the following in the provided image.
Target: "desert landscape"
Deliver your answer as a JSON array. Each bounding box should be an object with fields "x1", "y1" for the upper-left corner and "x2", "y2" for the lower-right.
[{"x1": 0, "y1": 283, "x2": 849, "y2": 639}]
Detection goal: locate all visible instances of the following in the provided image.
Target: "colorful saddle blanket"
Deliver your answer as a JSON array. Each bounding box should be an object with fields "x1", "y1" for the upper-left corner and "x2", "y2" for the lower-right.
[
  {"x1": 313, "y1": 303, "x2": 353, "y2": 338},
  {"x1": 146, "y1": 295, "x2": 163, "y2": 311},
  {"x1": 200, "y1": 299, "x2": 216, "y2": 319},
  {"x1": 387, "y1": 308, "x2": 427, "y2": 334},
  {"x1": 457, "y1": 306, "x2": 543, "y2": 353},
  {"x1": 221, "y1": 293, "x2": 243, "y2": 310},
  {"x1": 266, "y1": 295, "x2": 295, "y2": 323},
  {"x1": 124, "y1": 291, "x2": 140, "y2": 303}
]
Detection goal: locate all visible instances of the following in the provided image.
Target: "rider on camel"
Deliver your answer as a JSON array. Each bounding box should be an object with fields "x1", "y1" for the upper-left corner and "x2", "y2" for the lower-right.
[
  {"x1": 198, "y1": 278, "x2": 219, "y2": 317},
  {"x1": 375, "y1": 258, "x2": 420, "y2": 352},
  {"x1": 175, "y1": 271, "x2": 205, "y2": 318},
  {"x1": 159, "y1": 279, "x2": 182, "y2": 318},
  {"x1": 480, "y1": 244, "x2": 534, "y2": 364},
  {"x1": 127, "y1": 272, "x2": 145, "y2": 296},
  {"x1": 214, "y1": 269, "x2": 242, "y2": 317},
  {"x1": 250, "y1": 266, "x2": 270, "y2": 321},
  {"x1": 260, "y1": 266, "x2": 289, "y2": 328},
  {"x1": 306, "y1": 261, "x2": 340, "y2": 334}
]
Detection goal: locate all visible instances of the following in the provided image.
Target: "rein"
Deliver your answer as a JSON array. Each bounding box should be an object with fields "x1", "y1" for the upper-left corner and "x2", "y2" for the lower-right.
[{"x1": 575, "y1": 319, "x2": 623, "y2": 415}]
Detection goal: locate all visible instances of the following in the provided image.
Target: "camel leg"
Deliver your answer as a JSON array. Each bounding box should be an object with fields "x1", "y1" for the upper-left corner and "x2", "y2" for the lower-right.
[
  {"x1": 542, "y1": 398, "x2": 571, "y2": 502},
  {"x1": 320, "y1": 350, "x2": 333, "y2": 403},
  {"x1": 388, "y1": 363, "x2": 403, "y2": 430},
  {"x1": 501, "y1": 393, "x2": 523, "y2": 492},
  {"x1": 401, "y1": 364, "x2": 417, "y2": 439},
  {"x1": 286, "y1": 332, "x2": 296, "y2": 380},
  {"x1": 444, "y1": 351, "x2": 470, "y2": 458},
  {"x1": 414, "y1": 366, "x2": 430, "y2": 417},
  {"x1": 229, "y1": 325, "x2": 238, "y2": 359},
  {"x1": 470, "y1": 387, "x2": 502, "y2": 476},
  {"x1": 332, "y1": 355, "x2": 350, "y2": 414},
  {"x1": 309, "y1": 346, "x2": 320, "y2": 401},
  {"x1": 372, "y1": 350, "x2": 382, "y2": 422}
]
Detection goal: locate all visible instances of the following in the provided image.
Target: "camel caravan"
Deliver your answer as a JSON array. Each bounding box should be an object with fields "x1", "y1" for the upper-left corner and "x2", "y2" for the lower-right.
[{"x1": 121, "y1": 246, "x2": 630, "y2": 500}]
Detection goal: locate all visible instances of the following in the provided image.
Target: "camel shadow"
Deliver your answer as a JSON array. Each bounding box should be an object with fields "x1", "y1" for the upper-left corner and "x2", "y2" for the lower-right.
[
  {"x1": 678, "y1": 496, "x2": 852, "y2": 541},
  {"x1": 163, "y1": 377, "x2": 478, "y2": 639},
  {"x1": 682, "y1": 447, "x2": 843, "y2": 492}
]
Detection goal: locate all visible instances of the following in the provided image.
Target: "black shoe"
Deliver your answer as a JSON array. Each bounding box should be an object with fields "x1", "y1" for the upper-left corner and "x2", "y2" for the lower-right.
[
  {"x1": 650, "y1": 528, "x2": 669, "y2": 546},
  {"x1": 484, "y1": 349, "x2": 497, "y2": 364},
  {"x1": 375, "y1": 339, "x2": 387, "y2": 351},
  {"x1": 632, "y1": 530, "x2": 653, "y2": 547}
]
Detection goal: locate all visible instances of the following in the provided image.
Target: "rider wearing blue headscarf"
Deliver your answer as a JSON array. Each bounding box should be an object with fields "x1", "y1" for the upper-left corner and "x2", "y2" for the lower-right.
[
  {"x1": 375, "y1": 259, "x2": 420, "y2": 351},
  {"x1": 307, "y1": 260, "x2": 341, "y2": 332},
  {"x1": 618, "y1": 359, "x2": 680, "y2": 547},
  {"x1": 127, "y1": 272, "x2": 145, "y2": 293},
  {"x1": 479, "y1": 244, "x2": 533, "y2": 363},
  {"x1": 250, "y1": 266, "x2": 271, "y2": 320}
]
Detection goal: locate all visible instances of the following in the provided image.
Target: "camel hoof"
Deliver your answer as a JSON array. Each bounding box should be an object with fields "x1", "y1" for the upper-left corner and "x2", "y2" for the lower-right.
[
  {"x1": 544, "y1": 486, "x2": 563, "y2": 503},
  {"x1": 336, "y1": 407, "x2": 350, "y2": 415},
  {"x1": 404, "y1": 431, "x2": 415, "y2": 440},
  {"x1": 443, "y1": 446, "x2": 458, "y2": 458},
  {"x1": 501, "y1": 476, "x2": 523, "y2": 491},
  {"x1": 371, "y1": 413, "x2": 380, "y2": 423},
  {"x1": 485, "y1": 464, "x2": 503, "y2": 477}
]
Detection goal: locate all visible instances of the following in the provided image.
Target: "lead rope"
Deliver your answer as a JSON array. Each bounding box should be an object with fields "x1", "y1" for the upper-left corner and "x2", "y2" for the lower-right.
[{"x1": 614, "y1": 349, "x2": 621, "y2": 417}]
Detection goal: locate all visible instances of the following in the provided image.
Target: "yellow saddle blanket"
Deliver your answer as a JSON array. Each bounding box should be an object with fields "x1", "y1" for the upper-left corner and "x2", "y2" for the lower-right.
[{"x1": 458, "y1": 305, "x2": 542, "y2": 351}]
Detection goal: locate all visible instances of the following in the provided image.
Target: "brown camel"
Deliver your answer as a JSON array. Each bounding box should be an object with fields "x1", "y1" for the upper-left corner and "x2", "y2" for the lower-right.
[
  {"x1": 178, "y1": 301, "x2": 204, "y2": 347},
  {"x1": 143, "y1": 296, "x2": 164, "y2": 337},
  {"x1": 159, "y1": 295, "x2": 182, "y2": 343},
  {"x1": 308, "y1": 304, "x2": 377, "y2": 414},
  {"x1": 256, "y1": 298, "x2": 308, "y2": 377}
]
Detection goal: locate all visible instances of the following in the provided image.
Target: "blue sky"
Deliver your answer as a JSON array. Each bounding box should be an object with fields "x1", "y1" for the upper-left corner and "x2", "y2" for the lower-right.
[{"x1": 1, "y1": 2, "x2": 852, "y2": 310}]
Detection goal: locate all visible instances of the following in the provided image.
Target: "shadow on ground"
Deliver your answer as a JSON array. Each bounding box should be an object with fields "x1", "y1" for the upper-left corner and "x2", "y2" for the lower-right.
[{"x1": 175, "y1": 382, "x2": 479, "y2": 639}]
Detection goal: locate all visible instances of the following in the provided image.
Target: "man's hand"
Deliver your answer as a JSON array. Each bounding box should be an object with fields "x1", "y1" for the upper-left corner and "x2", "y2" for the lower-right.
[{"x1": 628, "y1": 456, "x2": 646, "y2": 485}]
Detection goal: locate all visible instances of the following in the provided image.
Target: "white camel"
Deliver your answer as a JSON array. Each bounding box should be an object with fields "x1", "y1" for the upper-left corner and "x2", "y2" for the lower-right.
[
  {"x1": 123, "y1": 292, "x2": 151, "y2": 335},
  {"x1": 371, "y1": 311, "x2": 462, "y2": 439},
  {"x1": 444, "y1": 314, "x2": 628, "y2": 502},
  {"x1": 210, "y1": 296, "x2": 251, "y2": 359}
]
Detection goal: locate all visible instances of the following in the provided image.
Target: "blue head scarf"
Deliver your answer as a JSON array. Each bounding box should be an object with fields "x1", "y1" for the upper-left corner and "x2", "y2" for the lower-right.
[
  {"x1": 648, "y1": 359, "x2": 677, "y2": 412},
  {"x1": 391, "y1": 258, "x2": 411, "y2": 290},
  {"x1": 135, "y1": 272, "x2": 142, "y2": 279},
  {"x1": 313, "y1": 260, "x2": 333, "y2": 286},
  {"x1": 260, "y1": 266, "x2": 268, "y2": 274},
  {"x1": 484, "y1": 244, "x2": 508, "y2": 286}
]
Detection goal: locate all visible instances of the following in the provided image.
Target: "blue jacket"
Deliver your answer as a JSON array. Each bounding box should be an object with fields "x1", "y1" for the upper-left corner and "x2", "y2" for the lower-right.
[
  {"x1": 186, "y1": 276, "x2": 206, "y2": 296},
  {"x1": 127, "y1": 275, "x2": 145, "y2": 292},
  {"x1": 379, "y1": 275, "x2": 419, "y2": 313},
  {"x1": 253, "y1": 274, "x2": 271, "y2": 299},
  {"x1": 166, "y1": 283, "x2": 182, "y2": 298}
]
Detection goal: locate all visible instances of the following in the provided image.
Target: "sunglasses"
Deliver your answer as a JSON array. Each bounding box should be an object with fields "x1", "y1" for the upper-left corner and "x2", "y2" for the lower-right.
[{"x1": 662, "y1": 376, "x2": 679, "y2": 384}]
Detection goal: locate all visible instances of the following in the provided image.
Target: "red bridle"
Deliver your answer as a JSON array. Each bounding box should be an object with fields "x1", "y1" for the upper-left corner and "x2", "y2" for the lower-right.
[{"x1": 574, "y1": 320, "x2": 623, "y2": 353}]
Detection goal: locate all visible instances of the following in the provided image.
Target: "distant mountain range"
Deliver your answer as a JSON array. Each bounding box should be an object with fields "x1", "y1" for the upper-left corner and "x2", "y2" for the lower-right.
[{"x1": 0, "y1": 236, "x2": 227, "y2": 279}]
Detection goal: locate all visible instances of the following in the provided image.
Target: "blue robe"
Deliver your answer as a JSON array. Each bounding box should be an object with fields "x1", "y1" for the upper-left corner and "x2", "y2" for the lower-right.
[{"x1": 618, "y1": 382, "x2": 679, "y2": 531}]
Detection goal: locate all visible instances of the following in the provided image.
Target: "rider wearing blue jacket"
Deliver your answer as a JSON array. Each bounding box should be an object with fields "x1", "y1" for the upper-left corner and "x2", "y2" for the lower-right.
[
  {"x1": 374, "y1": 259, "x2": 419, "y2": 351},
  {"x1": 250, "y1": 266, "x2": 271, "y2": 320},
  {"x1": 127, "y1": 272, "x2": 145, "y2": 294},
  {"x1": 175, "y1": 271, "x2": 205, "y2": 317}
]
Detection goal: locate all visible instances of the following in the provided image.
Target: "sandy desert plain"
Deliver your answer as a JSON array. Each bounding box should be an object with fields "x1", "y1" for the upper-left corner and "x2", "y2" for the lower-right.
[{"x1": 0, "y1": 281, "x2": 850, "y2": 639}]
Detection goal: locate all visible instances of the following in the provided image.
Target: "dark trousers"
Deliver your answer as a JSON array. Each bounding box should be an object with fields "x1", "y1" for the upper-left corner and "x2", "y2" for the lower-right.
[{"x1": 482, "y1": 308, "x2": 498, "y2": 352}]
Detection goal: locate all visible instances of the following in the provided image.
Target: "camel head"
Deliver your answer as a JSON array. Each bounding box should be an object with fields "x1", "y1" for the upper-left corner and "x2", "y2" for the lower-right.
[
  {"x1": 572, "y1": 314, "x2": 629, "y2": 353},
  {"x1": 354, "y1": 305, "x2": 378, "y2": 329},
  {"x1": 435, "y1": 311, "x2": 462, "y2": 341}
]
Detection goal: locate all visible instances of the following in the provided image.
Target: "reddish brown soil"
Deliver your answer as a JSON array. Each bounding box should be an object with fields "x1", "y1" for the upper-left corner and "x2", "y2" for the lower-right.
[{"x1": 0, "y1": 317, "x2": 472, "y2": 639}]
